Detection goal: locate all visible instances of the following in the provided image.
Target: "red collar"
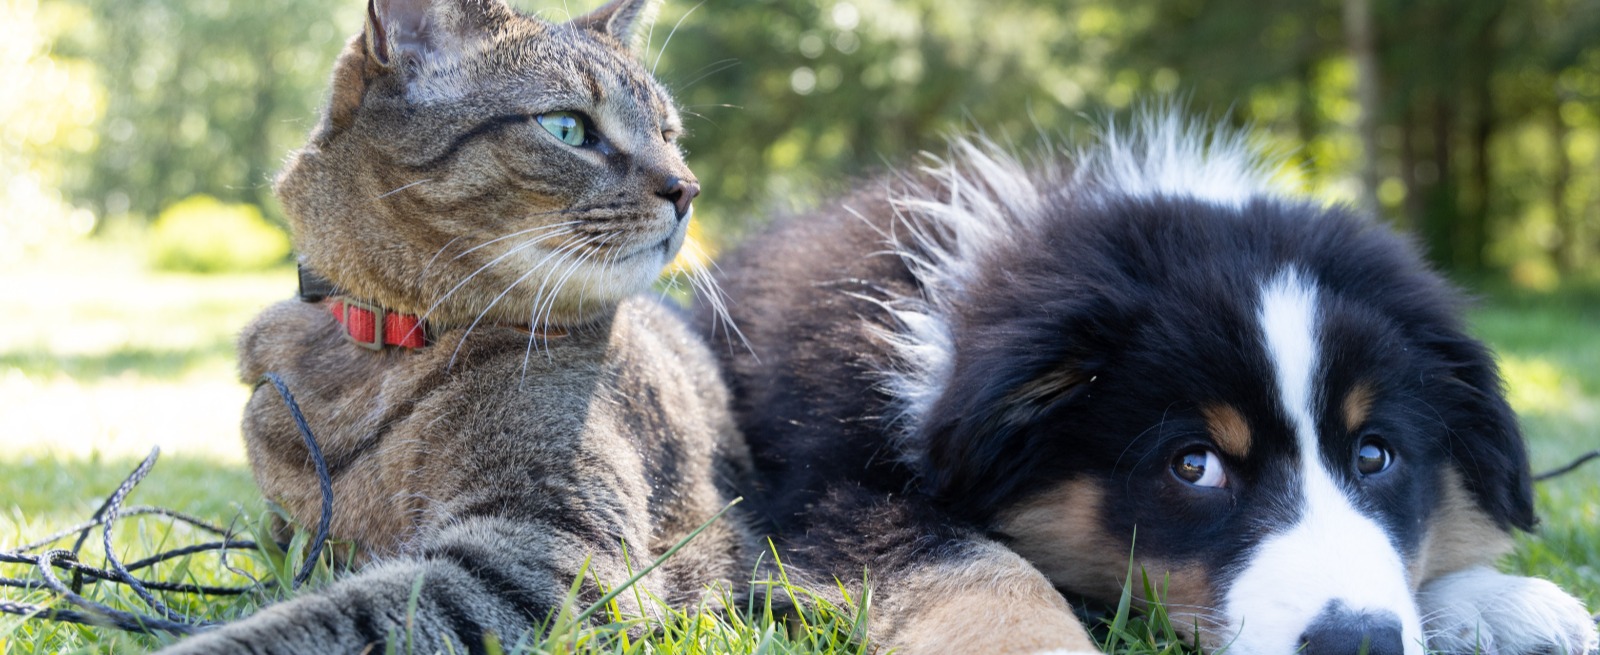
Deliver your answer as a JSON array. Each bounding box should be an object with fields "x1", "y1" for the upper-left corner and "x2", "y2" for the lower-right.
[
  {"x1": 329, "y1": 297, "x2": 429, "y2": 350},
  {"x1": 300, "y1": 263, "x2": 564, "y2": 351},
  {"x1": 300, "y1": 263, "x2": 427, "y2": 350}
]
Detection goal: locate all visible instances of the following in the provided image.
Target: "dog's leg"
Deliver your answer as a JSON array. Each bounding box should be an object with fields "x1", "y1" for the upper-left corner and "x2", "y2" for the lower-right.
[
  {"x1": 881, "y1": 539, "x2": 1100, "y2": 655},
  {"x1": 1417, "y1": 566, "x2": 1597, "y2": 655},
  {"x1": 769, "y1": 487, "x2": 1101, "y2": 655}
]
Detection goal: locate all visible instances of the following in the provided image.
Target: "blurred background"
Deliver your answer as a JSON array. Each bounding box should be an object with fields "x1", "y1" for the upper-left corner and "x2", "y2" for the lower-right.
[
  {"x1": 1, "y1": 0, "x2": 1597, "y2": 617},
  {"x1": 6, "y1": 0, "x2": 1600, "y2": 280}
]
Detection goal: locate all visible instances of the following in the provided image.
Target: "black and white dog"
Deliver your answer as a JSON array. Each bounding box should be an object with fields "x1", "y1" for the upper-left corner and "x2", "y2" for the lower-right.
[{"x1": 704, "y1": 113, "x2": 1599, "y2": 654}]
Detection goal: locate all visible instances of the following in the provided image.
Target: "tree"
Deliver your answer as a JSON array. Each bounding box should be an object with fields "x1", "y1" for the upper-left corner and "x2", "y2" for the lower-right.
[{"x1": 58, "y1": 0, "x2": 358, "y2": 223}]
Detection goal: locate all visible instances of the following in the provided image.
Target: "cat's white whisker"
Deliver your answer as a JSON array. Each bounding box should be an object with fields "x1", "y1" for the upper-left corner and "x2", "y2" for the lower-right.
[
  {"x1": 571, "y1": 234, "x2": 625, "y2": 328},
  {"x1": 422, "y1": 236, "x2": 465, "y2": 276},
  {"x1": 451, "y1": 232, "x2": 600, "y2": 371},
  {"x1": 451, "y1": 219, "x2": 582, "y2": 262},
  {"x1": 651, "y1": 0, "x2": 703, "y2": 76},
  {"x1": 534, "y1": 234, "x2": 611, "y2": 352},
  {"x1": 569, "y1": 234, "x2": 623, "y2": 336},
  {"x1": 430, "y1": 230, "x2": 575, "y2": 358},
  {"x1": 682, "y1": 238, "x2": 752, "y2": 354},
  {"x1": 673, "y1": 59, "x2": 741, "y2": 94},
  {"x1": 518, "y1": 235, "x2": 604, "y2": 383},
  {"x1": 423, "y1": 227, "x2": 574, "y2": 325},
  {"x1": 677, "y1": 109, "x2": 717, "y2": 128},
  {"x1": 375, "y1": 178, "x2": 434, "y2": 199}
]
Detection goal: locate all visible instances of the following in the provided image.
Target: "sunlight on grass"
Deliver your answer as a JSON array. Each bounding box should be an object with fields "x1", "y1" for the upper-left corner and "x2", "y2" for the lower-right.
[
  {"x1": 1471, "y1": 294, "x2": 1600, "y2": 610},
  {"x1": 0, "y1": 235, "x2": 292, "y2": 462},
  {"x1": 1498, "y1": 354, "x2": 1594, "y2": 418}
]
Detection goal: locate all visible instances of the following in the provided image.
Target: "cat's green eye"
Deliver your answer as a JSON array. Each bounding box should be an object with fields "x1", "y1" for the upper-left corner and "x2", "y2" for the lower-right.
[{"x1": 536, "y1": 112, "x2": 588, "y2": 147}]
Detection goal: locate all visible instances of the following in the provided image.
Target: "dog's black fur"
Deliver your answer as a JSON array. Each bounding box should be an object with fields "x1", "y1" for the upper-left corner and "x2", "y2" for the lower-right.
[
  {"x1": 713, "y1": 159, "x2": 1532, "y2": 551},
  {"x1": 699, "y1": 127, "x2": 1595, "y2": 654}
]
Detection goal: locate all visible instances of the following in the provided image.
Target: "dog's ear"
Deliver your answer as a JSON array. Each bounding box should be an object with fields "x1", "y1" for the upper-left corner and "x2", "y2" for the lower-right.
[
  {"x1": 915, "y1": 297, "x2": 1116, "y2": 522},
  {"x1": 1315, "y1": 209, "x2": 1536, "y2": 533},
  {"x1": 1376, "y1": 237, "x2": 1537, "y2": 533},
  {"x1": 919, "y1": 366, "x2": 1094, "y2": 521},
  {"x1": 1428, "y1": 332, "x2": 1537, "y2": 532}
]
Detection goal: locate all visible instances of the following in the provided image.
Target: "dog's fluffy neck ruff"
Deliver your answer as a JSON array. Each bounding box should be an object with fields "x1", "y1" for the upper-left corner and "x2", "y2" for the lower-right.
[{"x1": 871, "y1": 112, "x2": 1289, "y2": 443}]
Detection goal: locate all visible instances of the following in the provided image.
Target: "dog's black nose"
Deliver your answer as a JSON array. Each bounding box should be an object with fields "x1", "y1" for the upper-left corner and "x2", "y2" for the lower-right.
[
  {"x1": 1298, "y1": 604, "x2": 1405, "y2": 655},
  {"x1": 658, "y1": 177, "x2": 700, "y2": 221}
]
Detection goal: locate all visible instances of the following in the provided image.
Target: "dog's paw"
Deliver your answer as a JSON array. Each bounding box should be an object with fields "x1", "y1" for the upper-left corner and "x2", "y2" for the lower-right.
[{"x1": 1418, "y1": 567, "x2": 1598, "y2": 655}]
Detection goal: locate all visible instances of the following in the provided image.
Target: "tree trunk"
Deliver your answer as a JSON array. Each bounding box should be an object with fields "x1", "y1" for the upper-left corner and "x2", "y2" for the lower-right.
[
  {"x1": 1400, "y1": 105, "x2": 1422, "y2": 234},
  {"x1": 1458, "y1": 2, "x2": 1504, "y2": 274},
  {"x1": 1345, "y1": 0, "x2": 1383, "y2": 219},
  {"x1": 1550, "y1": 103, "x2": 1574, "y2": 273},
  {"x1": 1421, "y1": 97, "x2": 1458, "y2": 269}
]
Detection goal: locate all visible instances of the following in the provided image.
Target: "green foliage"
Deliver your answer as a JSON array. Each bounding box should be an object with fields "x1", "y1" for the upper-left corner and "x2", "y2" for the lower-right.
[
  {"x1": 652, "y1": 0, "x2": 1104, "y2": 237},
  {"x1": 147, "y1": 195, "x2": 290, "y2": 273},
  {"x1": 1102, "y1": 0, "x2": 1600, "y2": 278},
  {"x1": 50, "y1": 0, "x2": 360, "y2": 223},
  {"x1": 24, "y1": 0, "x2": 1600, "y2": 281}
]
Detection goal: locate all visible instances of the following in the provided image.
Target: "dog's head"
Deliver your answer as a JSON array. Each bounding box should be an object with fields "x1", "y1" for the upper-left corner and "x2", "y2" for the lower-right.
[{"x1": 876, "y1": 120, "x2": 1535, "y2": 654}]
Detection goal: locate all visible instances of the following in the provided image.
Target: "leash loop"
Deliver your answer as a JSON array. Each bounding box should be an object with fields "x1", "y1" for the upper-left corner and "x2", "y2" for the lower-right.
[{"x1": 0, "y1": 372, "x2": 335, "y2": 635}]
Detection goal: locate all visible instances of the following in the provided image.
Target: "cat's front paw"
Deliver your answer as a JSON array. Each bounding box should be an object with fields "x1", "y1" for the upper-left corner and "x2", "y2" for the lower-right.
[{"x1": 1418, "y1": 567, "x2": 1598, "y2": 655}]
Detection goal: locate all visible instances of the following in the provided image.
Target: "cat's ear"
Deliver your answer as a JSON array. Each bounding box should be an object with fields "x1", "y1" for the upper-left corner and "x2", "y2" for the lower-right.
[
  {"x1": 364, "y1": 0, "x2": 503, "y2": 69},
  {"x1": 570, "y1": 0, "x2": 659, "y2": 49}
]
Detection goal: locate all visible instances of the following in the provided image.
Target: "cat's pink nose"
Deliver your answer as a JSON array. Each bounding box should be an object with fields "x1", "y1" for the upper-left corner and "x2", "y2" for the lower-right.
[{"x1": 659, "y1": 178, "x2": 700, "y2": 221}]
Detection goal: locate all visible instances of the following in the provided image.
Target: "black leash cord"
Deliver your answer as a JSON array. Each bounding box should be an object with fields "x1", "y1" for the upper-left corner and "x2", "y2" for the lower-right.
[
  {"x1": 99, "y1": 451, "x2": 187, "y2": 623},
  {"x1": 1534, "y1": 448, "x2": 1600, "y2": 483},
  {"x1": 259, "y1": 371, "x2": 335, "y2": 589},
  {"x1": 25, "y1": 548, "x2": 211, "y2": 634},
  {"x1": 0, "y1": 372, "x2": 335, "y2": 635}
]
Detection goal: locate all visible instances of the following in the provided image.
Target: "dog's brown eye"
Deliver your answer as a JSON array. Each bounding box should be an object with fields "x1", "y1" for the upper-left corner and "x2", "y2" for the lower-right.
[
  {"x1": 1172, "y1": 447, "x2": 1227, "y2": 488},
  {"x1": 1355, "y1": 438, "x2": 1394, "y2": 476}
]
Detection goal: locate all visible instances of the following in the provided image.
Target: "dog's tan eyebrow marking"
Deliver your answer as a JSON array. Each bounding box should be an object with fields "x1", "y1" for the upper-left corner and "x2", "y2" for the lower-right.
[
  {"x1": 1343, "y1": 382, "x2": 1375, "y2": 433},
  {"x1": 1202, "y1": 403, "x2": 1253, "y2": 458}
]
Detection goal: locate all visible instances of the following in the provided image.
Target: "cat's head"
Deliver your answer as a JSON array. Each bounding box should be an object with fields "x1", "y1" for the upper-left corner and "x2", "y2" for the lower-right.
[{"x1": 277, "y1": 0, "x2": 696, "y2": 328}]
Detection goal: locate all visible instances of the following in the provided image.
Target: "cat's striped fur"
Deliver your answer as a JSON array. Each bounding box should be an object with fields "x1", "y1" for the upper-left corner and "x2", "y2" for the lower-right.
[{"x1": 158, "y1": 1, "x2": 754, "y2": 652}]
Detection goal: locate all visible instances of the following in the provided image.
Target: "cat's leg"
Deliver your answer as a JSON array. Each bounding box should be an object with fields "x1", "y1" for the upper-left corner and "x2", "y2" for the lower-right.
[
  {"x1": 1417, "y1": 566, "x2": 1598, "y2": 655},
  {"x1": 236, "y1": 299, "x2": 449, "y2": 555},
  {"x1": 156, "y1": 515, "x2": 651, "y2": 654}
]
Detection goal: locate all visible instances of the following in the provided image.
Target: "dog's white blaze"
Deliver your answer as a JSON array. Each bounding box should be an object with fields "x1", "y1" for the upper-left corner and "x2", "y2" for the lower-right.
[{"x1": 1220, "y1": 270, "x2": 1423, "y2": 655}]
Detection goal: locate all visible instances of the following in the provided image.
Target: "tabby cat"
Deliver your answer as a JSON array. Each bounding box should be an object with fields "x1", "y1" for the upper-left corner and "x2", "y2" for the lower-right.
[{"x1": 159, "y1": 0, "x2": 755, "y2": 652}]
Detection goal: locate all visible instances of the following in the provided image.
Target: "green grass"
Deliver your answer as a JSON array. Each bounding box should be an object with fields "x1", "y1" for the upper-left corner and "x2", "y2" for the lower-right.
[
  {"x1": 1, "y1": 237, "x2": 1596, "y2": 654},
  {"x1": 1472, "y1": 285, "x2": 1600, "y2": 608}
]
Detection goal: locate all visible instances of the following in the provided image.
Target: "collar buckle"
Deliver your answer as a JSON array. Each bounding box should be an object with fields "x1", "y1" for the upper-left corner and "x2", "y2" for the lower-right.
[{"x1": 337, "y1": 298, "x2": 386, "y2": 351}]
